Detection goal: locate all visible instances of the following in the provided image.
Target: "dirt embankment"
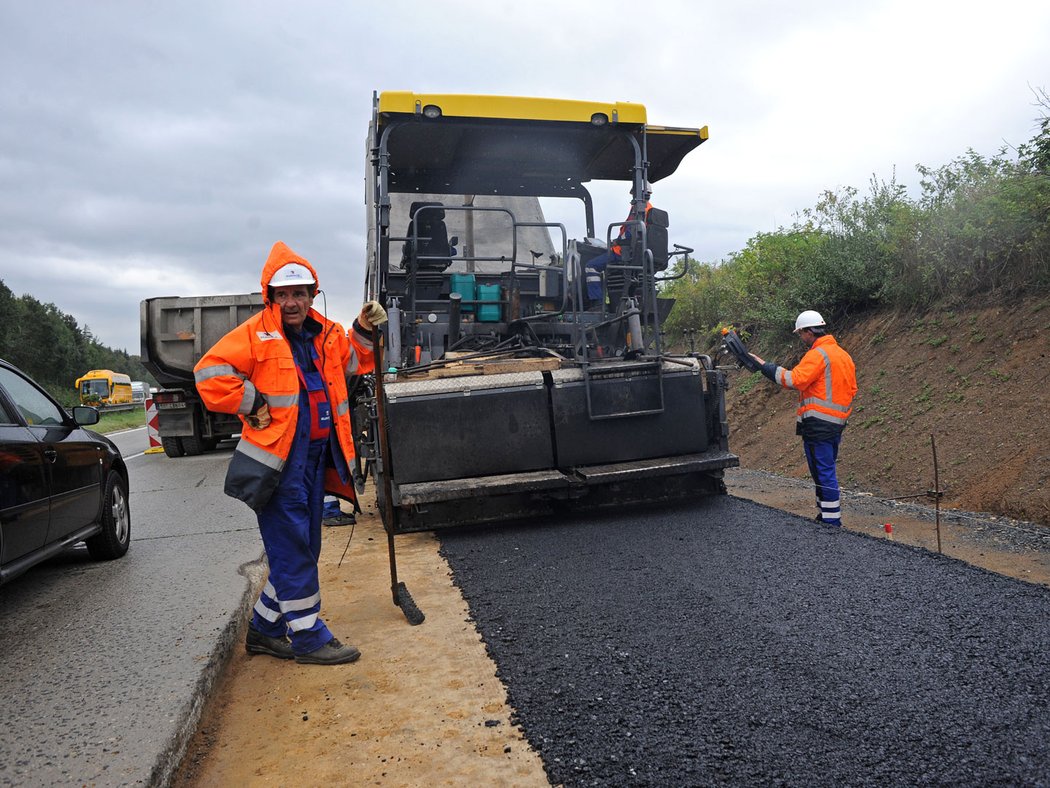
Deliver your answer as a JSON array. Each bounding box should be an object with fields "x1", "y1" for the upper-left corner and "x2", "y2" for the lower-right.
[{"x1": 725, "y1": 296, "x2": 1050, "y2": 526}]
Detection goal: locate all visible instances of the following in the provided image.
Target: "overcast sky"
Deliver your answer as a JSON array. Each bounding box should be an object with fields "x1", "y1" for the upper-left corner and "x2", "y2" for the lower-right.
[{"x1": 2, "y1": 0, "x2": 1047, "y2": 352}]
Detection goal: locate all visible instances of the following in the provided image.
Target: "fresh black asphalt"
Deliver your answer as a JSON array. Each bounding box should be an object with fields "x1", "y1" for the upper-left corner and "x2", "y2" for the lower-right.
[{"x1": 439, "y1": 494, "x2": 1050, "y2": 786}]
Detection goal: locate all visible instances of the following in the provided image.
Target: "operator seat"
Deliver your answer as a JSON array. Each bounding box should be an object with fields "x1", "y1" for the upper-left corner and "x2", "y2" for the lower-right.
[
  {"x1": 401, "y1": 202, "x2": 452, "y2": 271},
  {"x1": 607, "y1": 206, "x2": 672, "y2": 299},
  {"x1": 646, "y1": 207, "x2": 670, "y2": 271}
]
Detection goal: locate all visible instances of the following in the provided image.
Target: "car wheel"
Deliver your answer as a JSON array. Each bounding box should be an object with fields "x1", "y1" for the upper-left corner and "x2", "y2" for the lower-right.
[
  {"x1": 86, "y1": 470, "x2": 131, "y2": 560},
  {"x1": 162, "y1": 436, "x2": 185, "y2": 457}
]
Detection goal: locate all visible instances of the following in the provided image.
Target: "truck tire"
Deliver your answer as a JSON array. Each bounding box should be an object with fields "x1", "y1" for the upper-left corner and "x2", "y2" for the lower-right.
[
  {"x1": 181, "y1": 432, "x2": 204, "y2": 455},
  {"x1": 181, "y1": 409, "x2": 205, "y2": 456},
  {"x1": 86, "y1": 470, "x2": 131, "y2": 560},
  {"x1": 162, "y1": 436, "x2": 185, "y2": 458}
]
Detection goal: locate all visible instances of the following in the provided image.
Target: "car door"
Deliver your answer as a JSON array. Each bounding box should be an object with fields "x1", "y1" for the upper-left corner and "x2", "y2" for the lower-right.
[
  {"x1": 0, "y1": 387, "x2": 51, "y2": 565},
  {"x1": 0, "y1": 366, "x2": 101, "y2": 545}
]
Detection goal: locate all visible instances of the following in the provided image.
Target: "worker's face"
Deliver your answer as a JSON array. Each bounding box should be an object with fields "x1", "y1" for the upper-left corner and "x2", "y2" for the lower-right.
[
  {"x1": 272, "y1": 285, "x2": 314, "y2": 330},
  {"x1": 798, "y1": 328, "x2": 816, "y2": 348}
]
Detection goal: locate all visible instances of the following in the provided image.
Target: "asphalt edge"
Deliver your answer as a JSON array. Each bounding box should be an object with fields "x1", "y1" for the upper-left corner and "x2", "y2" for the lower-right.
[{"x1": 148, "y1": 553, "x2": 266, "y2": 787}]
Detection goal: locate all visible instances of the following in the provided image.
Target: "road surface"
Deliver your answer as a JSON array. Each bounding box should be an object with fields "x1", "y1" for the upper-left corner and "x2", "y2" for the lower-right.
[{"x1": 0, "y1": 438, "x2": 261, "y2": 786}]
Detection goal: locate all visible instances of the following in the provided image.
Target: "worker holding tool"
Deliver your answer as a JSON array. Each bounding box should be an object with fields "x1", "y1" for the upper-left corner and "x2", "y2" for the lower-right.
[
  {"x1": 749, "y1": 310, "x2": 857, "y2": 527},
  {"x1": 194, "y1": 241, "x2": 387, "y2": 665}
]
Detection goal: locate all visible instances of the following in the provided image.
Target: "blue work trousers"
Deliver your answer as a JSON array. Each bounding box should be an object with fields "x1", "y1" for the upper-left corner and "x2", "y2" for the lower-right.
[
  {"x1": 803, "y1": 436, "x2": 843, "y2": 525},
  {"x1": 252, "y1": 438, "x2": 332, "y2": 654},
  {"x1": 585, "y1": 249, "x2": 620, "y2": 300}
]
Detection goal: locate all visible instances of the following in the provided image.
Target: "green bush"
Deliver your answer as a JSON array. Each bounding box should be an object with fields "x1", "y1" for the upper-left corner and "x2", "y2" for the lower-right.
[{"x1": 663, "y1": 95, "x2": 1050, "y2": 352}]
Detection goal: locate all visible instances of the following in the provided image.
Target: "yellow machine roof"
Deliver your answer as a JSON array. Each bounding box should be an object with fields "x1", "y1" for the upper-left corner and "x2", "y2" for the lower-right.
[
  {"x1": 378, "y1": 92, "x2": 650, "y2": 125},
  {"x1": 374, "y1": 91, "x2": 708, "y2": 195}
]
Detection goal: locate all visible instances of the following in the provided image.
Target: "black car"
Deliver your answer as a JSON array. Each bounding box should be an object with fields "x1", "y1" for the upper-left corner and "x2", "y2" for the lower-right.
[{"x1": 0, "y1": 359, "x2": 130, "y2": 585}]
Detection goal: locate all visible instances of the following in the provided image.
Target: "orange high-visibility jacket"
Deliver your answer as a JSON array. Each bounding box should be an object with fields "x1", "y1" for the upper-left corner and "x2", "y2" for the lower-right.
[
  {"x1": 773, "y1": 334, "x2": 857, "y2": 429},
  {"x1": 193, "y1": 241, "x2": 375, "y2": 511},
  {"x1": 611, "y1": 201, "x2": 653, "y2": 256}
]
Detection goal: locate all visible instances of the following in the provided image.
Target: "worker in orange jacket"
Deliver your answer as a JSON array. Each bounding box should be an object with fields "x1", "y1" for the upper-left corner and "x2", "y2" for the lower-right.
[
  {"x1": 750, "y1": 310, "x2": 858, "y2": 526},
  {"x1": 194, "y1": 241, "x2": 386, "y2": 665},
  {"x1": 585, "y1": 200, "x2": 653, "y2": 302}
]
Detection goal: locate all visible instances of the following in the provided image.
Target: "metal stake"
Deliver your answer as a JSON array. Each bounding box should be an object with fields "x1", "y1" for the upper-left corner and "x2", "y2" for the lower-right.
[{"x1": 931, "y1": 434, "x2": 942, "y2": 554}]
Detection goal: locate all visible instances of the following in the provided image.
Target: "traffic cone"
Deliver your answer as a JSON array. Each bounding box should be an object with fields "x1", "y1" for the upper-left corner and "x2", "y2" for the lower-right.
[
  {"x1": 144, "y1": 398, "x2": 165, "y2": 454},
  {"x1": 883, "y1": 522, "x2": 894, "y2": 540}
]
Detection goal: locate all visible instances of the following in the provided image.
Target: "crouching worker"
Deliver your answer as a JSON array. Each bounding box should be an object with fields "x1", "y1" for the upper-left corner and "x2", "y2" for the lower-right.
[
  {"x1": 749, "y1": 310, "x2": 857, "y2": 527},
  {"x1": 194, "y1": 241, "x2": 387, "y2": 665}
]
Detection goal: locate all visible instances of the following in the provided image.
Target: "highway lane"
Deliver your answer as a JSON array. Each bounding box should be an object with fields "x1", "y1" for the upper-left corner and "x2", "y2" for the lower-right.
[
  {"x1": 0, "y1": 443, "x2": 261, "y2": 787},
  {"x1": 105, "y1": 425, "x2": 149, "y2": 458}
]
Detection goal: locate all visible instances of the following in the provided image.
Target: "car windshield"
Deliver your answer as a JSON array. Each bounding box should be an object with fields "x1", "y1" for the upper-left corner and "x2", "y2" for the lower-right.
[{"x1": 81, "y1": 379, "x2": 109, "y2": 397}]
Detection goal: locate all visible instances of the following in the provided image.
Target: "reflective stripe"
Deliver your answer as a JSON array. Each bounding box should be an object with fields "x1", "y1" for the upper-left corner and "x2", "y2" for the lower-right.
[
  {"x1": 287, "y1": 613, "x2": 320, "y2": 632},
  {"x1": 235, "y1": 438, "x2": 285, "y2": 471},
  {"x1": 278, "y1": 591, "x2": 322, "y2": 613},
  {"x1": 776, "y1": 367, "x2": 792, "y2": 387},
  {"x1": 238, "y1": 380, "x2": 257, "y2": 414},
  {"x1": 334, "y1": 399, "x2": 349, "y2": 417},
  {"x1": 265, "y1": 393, "x2": 299, "y2": 408},
  {"x1": 817, "y1": 347, "x2": 833, "y2": 400},
  {"x1": 194, "y1": 363, "x2": 243, "y2": 383},
  {"x1": 801, "y1": 396, "x2": 852, "y2": 413},
  {"x1": 254, "y1": 599, "x2": 281, "y2": 622},
  {"x1": 805, "y1": 411, "x2": 850, "y2": 425},
  {"x1": 345, "y1": 347, "x2": 360, "y2": 375},
  {"x1": 353, "y1": 325, "x2": 374, "y2": 350}
]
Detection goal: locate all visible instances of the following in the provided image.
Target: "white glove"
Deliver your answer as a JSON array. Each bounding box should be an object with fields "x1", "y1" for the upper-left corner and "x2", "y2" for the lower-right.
[{"x1": 360, "y1": 300, "x2": 388, "y2": 328}]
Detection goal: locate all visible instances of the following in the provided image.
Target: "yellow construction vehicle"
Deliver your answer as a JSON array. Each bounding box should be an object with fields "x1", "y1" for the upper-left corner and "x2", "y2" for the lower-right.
[{"x1": 361, "y1": 92, "x2": 738, "y2": 534}]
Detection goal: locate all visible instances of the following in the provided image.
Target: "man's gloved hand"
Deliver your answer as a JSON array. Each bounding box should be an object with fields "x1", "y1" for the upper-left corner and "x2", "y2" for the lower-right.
[
  {"x1": 359, "y1": 300, "x2": 388, "y2": 329},
  {"x1": 245, "y1": 401, "x2": 271, "y2": 430}
]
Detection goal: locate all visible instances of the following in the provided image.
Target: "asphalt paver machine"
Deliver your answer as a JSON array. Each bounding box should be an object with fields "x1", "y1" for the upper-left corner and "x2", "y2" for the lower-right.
[{"x1": 361, "y1": 91, "x2": 738, "y2": 533}]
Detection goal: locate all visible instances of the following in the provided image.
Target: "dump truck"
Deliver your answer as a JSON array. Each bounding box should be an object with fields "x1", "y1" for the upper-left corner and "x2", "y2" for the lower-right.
[
  {"x1": 362, "y1": 92, "x2": 739, "y2": 533},
  {"x1": 139, "y1": 294, "x2": 263, "y2": 457}
]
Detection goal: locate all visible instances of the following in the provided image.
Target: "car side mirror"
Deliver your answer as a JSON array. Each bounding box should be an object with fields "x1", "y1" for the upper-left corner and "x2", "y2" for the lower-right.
[{"x1": 72, "y1": 405, "x2": 100, "y2": 426}]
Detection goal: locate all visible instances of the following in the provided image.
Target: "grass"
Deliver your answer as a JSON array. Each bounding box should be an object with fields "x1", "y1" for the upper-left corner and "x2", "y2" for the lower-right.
[
  {"x1": 93, "y1": 407, "x2": 147, "y2": 434},
  {"x1": 736, "y1": 371, "x2": 761, "y2": 395}
]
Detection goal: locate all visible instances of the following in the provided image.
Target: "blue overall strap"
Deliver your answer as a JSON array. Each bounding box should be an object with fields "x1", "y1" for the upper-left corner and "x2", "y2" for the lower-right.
[{"x1": 289, "y1": 328, "x2": 331, "y2": 442}]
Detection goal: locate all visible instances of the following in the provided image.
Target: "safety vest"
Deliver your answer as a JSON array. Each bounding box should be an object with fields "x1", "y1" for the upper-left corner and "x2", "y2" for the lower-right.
[{"x1": 773, "y1": 335, "x2": 857, "y2": 427}]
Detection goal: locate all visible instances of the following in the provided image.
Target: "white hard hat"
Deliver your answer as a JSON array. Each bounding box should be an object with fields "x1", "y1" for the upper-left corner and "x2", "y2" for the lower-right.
[
  {"x1": 270, "y1": 262, "x2": 315, "y2": 287},
  {"x1": 794, "y1": 310, "x2": 826, "y2": 333}
]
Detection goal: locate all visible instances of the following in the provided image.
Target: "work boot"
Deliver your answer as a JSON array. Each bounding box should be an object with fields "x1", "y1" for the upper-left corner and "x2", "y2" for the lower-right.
[
  {"x1": 245, "y1": 624, "x2": 295, "y2": 660},
  {"x1": 295, "y1": 637, "x2": 361, "y2": 665},
  {"x1": 322, "y1": 511, "x2": 356, "y2": 527}
]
